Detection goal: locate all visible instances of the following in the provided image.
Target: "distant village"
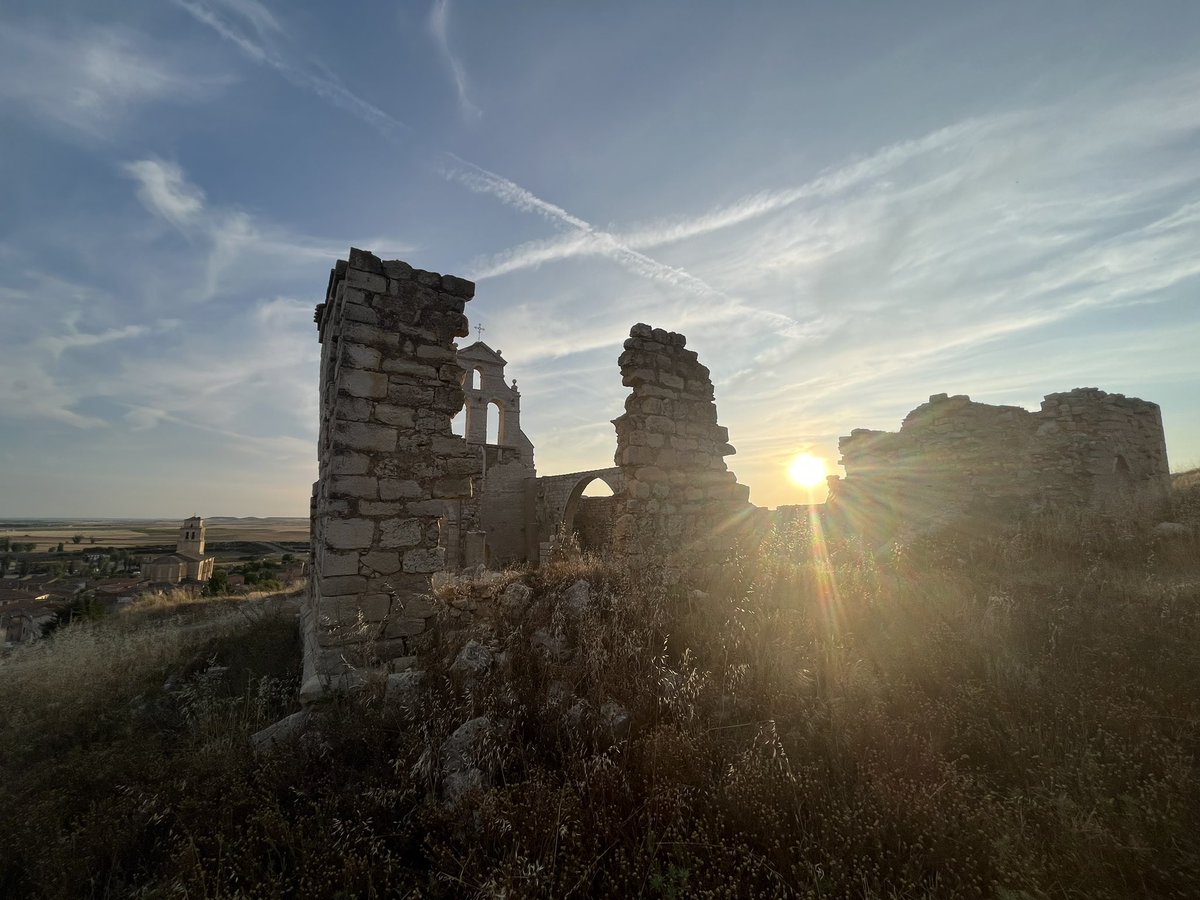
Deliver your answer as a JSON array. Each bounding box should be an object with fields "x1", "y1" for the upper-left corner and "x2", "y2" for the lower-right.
[{"x1": 0, "y1": 517, "x2": 307, "y2": 648}]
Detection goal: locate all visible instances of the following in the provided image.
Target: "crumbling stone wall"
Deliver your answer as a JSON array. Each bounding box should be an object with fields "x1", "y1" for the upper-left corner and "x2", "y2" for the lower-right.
[
  {"x1": 611, "y1": 323, "x2": 752, "y2": 579},
  {"x1": 830, "y1": 388, "x2": 1171, "y2": 533},
  {"x1": 303, "y1": 249, "x2": 479, "y2": 698}
]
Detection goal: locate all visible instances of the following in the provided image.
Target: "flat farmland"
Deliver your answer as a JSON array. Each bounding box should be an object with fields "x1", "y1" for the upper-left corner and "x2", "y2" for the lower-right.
[{"x1": 0, "y1": 518, "x2": 309, "y2": 551}]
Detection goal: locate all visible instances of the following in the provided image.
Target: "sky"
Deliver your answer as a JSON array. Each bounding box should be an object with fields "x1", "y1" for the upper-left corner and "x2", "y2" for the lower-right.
[{"x1": 1, "y1": 0, "x2": 1198, "y2": 517}]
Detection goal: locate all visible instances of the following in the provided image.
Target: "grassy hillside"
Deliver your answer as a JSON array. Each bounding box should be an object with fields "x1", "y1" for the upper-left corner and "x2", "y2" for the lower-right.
[
  {"x1": 1172, "y1": 468, "x2": 1200, "y2": 526},
  {"x1": 1, "y1": 526, "x2": 1198, "y2": 898}
]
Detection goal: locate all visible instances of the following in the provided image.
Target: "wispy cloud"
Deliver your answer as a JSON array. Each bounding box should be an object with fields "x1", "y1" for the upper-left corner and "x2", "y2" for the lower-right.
[
  {"x1": 123, "y1": 159, "x2": 206, "y2": 228},
  {"x1": 171, "y1": 0, "x2": 406, "y2": 136},
  {"x1": 0, "y1": 22, "x2": 228, "y2": 137},
  {"x1": 443, "y1": 155, "x2": 723, "y2": 295},
  {"x1": 441, "y1": 154, "x2": 817, "y2": 342},
  {"x1": 428, "y1": 0, "x2": 481, "y2": 121},
  {"x1": 463, "y1": 117, "x2": 1014, "y2": 281},
  {"x1": 119, "y1": 157, "x2": 409, "y2": 301},
  {"x1": 40, "y1": 322, "x2": 151, "y2": 359},
  {"x1": 448, "y1": 68, "x2": 1200, "y2": 503}
]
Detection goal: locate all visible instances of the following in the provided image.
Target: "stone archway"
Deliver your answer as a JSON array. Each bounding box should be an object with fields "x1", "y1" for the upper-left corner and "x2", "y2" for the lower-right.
[
  {"x1": 563, "y1": 473, "x2": 621, "y2": 551},
  {"x1": 535, "y1": 467, "x2": 624, "y2": 556}
]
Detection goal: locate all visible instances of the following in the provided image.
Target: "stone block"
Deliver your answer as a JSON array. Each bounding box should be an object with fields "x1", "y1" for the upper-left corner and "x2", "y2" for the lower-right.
[
  {"x1": 341, "y1": 342, "x2": 381, "y2": 371},
  {"x1": 382, "y1": 259, "x2": 413, "y2": 279},
  {"x1": 385, "y1": 617, "x2": 427, "y2": 638},
  {"x1": 403, "y1": 548, "x2": 444, "y2": 573},
  {"x1": 620, "y1": 446, "x2": 655, "y2": 466},
  {"x1": 342, "y1": 301, "x2": 378, "y2": 325},
  {"x1": 388, "y1": 383, "x2": 435, "y2": 406},
  {"x1": 416, "y1": 344, "x2": 456, "y2": 363},
  {"x1": 331, "y1": 452, "x2": 370, "y2": 475},
  {"x1": 358, "y1": 500, "x2": 403, "y2": 516},
  {"x1": 630, "y1": 322, "x2": 653, "y2": 339},
  {"x1": 439, "y1": 363, "x2": 465, "y2": 384},
  {"x1": 442, "y1": 457, "x2": 481, "y2": 476},
  {"x1": 330, "y1": 476, "x2": 378, "y2": 499},
  {"x1": 380, "y1": 479, "x2": 426, "y2": 500},
  {"x1": 621, "y1": 367, "x2": 658, "y2": 387},
  {"x1": 336, "y1": 397, "x2": 373, "y2": 422},
  {"x1": 374, "y1": 404, "x2": 416, "y2": 428},
  {"x1": 431, "y1": 435, "x2": 471, "y2": 455},
  {"x1": 345, "y1": 267, "x2": 387, "y2": 293},
  {"x1": 382, "y1": 358, "x2": 439, "y2": 378},
  {"x1": 432, "y1": 475, "x2": 472, "y2": 498},
  {"x1": 431, "y1": 386, "x2": 464, "y2": 414},
  {"x1": 339, "y1": 368, "x2": 389, "y2": 399},
  {"x1": 324, "y1": 518, "x2": 375, "y2": 549},
  {"x1": 320, "y1": 551, "x2": 360, "y2": 577},
  {"x1": 440, "y1": 273, "x2": 475, "y2": 297},
  {"x1": 401, "y1": 596, "x2": 436, "y2": 618},
  {"x1": 362, "y1": 550, "x2": 403, "y2": 575},
  {"x1": 380, "y1": 518, "x2": 423, "y2": 548},
  {"x1": 336, "y1": 422, "x2": 397, "y2": 452},
  {"x1": 341, "y1": 322, "x2": 400, "y2": 349},
  {"x1": 315, "y1": 593, "x2": 389, "y2": 629},
  {"x1": 321, "y1": 574, "x2": 368, "y2": 596}
]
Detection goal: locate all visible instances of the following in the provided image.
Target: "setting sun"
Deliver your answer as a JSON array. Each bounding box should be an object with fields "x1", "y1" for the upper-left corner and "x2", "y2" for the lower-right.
[{"x1": 787, "y1": 453, "x2": 827, "y2": 488}]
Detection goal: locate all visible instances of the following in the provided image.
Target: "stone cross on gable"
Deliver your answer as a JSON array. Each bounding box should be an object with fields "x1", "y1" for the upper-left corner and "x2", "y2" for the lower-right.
[{"x1": 475, "y1": 324, "x2": 485, "y2": 340}]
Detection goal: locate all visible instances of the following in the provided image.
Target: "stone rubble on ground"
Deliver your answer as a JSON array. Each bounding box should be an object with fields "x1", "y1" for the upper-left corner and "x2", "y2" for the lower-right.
[
  {"x1": 250, "y1": 709, "x2": 312, "y2": 754},
  {"x1": 439, "y1": 715, "x2": 505, "y2": 804}
]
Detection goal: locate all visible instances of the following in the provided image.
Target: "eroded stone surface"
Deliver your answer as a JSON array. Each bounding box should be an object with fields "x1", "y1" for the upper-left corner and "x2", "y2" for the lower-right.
[
  {"x1": 302, "y1": 248, "x2": 480, "y2": 698},
  {"x1": 829, "y1": 388, "x2": 1172, "y2": 532},
  {"x1": 611, "y1": 323, "x2": 753, "y2": 580}
]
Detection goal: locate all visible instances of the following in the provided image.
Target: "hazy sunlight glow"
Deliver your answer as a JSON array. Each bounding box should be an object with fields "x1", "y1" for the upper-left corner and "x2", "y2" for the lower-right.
[{"x1": 787, "y1": 453, "x2": 827, "y2": 489}]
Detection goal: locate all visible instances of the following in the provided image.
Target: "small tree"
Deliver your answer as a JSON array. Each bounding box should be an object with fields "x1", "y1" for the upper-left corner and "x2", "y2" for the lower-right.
[
  {"x1": 71, "y1": 534, "x2": 83, "y2": 545},
  {"x1": 206, "y1": 568, "x2": 230, "y2": 596},
  {"x1": 57, "y1": 542, "x2": 64, "y2": 553}
]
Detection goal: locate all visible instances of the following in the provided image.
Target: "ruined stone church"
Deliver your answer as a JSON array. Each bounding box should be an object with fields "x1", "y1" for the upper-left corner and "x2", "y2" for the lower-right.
[{"x1": 301, "y1": 247, "x2": 1172, "y2": 697}]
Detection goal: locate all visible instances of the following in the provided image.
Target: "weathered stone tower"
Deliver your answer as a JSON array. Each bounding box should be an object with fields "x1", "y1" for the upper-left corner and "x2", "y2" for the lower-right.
[
  {"x1": 178, "y1": 516, "x2": 205, "y2": 557},
  {"x1": 303, "y1": 249, "x2": 480, "y2": 698}
]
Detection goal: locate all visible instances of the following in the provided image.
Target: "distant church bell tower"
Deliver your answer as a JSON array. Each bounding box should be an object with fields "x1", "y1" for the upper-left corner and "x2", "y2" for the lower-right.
[{"x1": 178, "y1": 516, "x2": 206, "y2": 556}]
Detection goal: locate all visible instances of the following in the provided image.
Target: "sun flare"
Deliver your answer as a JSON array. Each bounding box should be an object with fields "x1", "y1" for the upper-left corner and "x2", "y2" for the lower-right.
[{"x1": 787, "y1": 453, "x2": 827, "y2": 489}]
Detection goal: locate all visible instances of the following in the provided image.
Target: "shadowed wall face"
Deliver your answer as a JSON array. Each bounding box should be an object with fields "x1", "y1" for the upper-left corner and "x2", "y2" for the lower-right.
[
  {"x1": 831, "y1": 388, "x2": 1171, "y2": 536},
  {"x1": 303, "y1": 249, "x2": 478, "y2": 698},
  {"x1": 612, "y1": 323, "x2": 753, "y2": 581}
]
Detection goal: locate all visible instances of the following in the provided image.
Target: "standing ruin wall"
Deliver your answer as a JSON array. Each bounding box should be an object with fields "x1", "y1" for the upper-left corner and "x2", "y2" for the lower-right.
[
  {"x1": 303, "y1": 249, "x2": 479, "y2": 698},
  {"x1": 830, "y1": 388, "x2": 1171, "y2": 532},
  {"x1": 612, "y1": 323, "x2": 753, "y2": 580}
]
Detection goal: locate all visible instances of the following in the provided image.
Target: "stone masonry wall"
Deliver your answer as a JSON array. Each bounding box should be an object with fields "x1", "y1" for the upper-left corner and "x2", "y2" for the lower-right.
[
  {"x1": 611, "y1": 323, "x2": 752, "y2": 580},
  {"x1": 831, "y1": 387, "x2": 1171, "y2": 533},
  {"x1": 303, "y1": 249, "x2": 479, "y2": 699}
]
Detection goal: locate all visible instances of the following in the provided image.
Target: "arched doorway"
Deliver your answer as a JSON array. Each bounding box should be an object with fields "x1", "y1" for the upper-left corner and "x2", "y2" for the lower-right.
[{"x1": 562, "y1": 472, "x2": 622, "y2": 553}]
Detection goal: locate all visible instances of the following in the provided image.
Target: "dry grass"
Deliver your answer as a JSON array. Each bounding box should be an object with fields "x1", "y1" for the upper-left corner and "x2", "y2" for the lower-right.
[{"x1": 2, "y1": 527, "x2": 1199, "y2": 898}]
